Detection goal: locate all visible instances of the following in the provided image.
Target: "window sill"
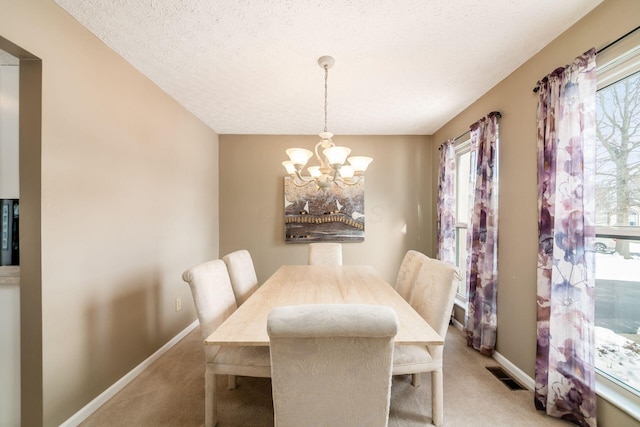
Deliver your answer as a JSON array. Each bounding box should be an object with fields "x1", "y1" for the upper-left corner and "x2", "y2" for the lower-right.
[
  {"x1": 454, "y1": 294, "x2": 467, "y2": 311},
  {"x1": 596, "y1": 373, "x2": 640, "y2": 422}
]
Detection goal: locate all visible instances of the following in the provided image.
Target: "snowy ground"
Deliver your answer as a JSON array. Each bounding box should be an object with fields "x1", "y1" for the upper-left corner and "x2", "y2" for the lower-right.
[
  {"x1": 595, "y1": 326, "x2": 640, "y2": 392},
  {"x1": 595, "y1": 244, "x2": 640, "y2": 281},
  {"x1": 595, "y1": 249, "x2": 640, "y2": 393}
]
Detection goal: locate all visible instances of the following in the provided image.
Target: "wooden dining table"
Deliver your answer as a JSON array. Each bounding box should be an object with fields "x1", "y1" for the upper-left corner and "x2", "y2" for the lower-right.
[{"x1": 205, "y1": 264, "x2": 443, "y2": 347}]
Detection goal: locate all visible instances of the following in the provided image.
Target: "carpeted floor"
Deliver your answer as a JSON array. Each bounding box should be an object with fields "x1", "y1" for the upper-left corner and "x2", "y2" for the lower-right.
[{"x1": 80, "y1": 325, "x2": 572, "y2": 426}]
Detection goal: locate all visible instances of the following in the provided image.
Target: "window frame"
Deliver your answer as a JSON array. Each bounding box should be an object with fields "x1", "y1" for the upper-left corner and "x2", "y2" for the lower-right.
[
  {"x1": 594, "y1": 28, "x2": 640, "y2": 419},
  {"x1": 453, "y1": 138, "x2": 472, "y2": 309}
]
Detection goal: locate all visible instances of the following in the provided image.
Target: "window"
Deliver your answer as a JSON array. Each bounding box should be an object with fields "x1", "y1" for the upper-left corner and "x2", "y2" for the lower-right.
[
  {"x1": 595, "y1": 33, "x2": 640, "y2": 398},
  {"x1": 454, "y1": 139, "x2": 471, "y2": 302}
]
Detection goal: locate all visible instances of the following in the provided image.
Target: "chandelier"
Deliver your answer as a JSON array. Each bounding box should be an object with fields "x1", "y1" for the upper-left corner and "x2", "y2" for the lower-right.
[{"x1": 282, "y1": 56, "x2": 372, "y2": 191}]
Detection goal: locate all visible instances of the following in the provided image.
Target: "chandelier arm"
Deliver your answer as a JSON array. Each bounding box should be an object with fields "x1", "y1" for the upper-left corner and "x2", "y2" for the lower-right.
[
  {"x1": 290, "y1": 175, "x2": 319, "y2": 188},
  {"x1": 332, "y1": 179, "x2": 346, "y2": 189},
  {"x1": 294, "y1": 171, "x2": 313, "y2": 182},
  {"x1": 314, "y1": 141, "x2": 326, "y2": 168},
  {"x1": 334, "y1": 176, "x2": 363, "y2": 186},
  {"x1": 331, "y1": 168, "x2": 340, "y2": 182}
]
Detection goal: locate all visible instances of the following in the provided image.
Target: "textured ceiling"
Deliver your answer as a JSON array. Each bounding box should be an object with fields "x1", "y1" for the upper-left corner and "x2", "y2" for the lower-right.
[{"x1": 53, "y1": 0, "x2": 602, "y2": 135}]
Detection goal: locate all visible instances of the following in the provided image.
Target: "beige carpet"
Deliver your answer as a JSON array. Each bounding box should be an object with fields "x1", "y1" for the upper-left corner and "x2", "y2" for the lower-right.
[{"x1": 80, "y1": 325, "x2": 572, "y2": 426}]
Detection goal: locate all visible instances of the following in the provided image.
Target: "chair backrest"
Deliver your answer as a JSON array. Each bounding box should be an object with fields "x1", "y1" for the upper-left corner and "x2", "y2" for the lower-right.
[
  {"x1": 181, "y1": 259, "x2": 237, "y2": 341},
  {"x1": 268, "y1": 304, "x2": 398, "y2": 427},
  {"x1": 307, "y1": 242, "x2": 343, "y2": 265},
  {"x1": 410, "y1": 257, "x2": 460, "y2": 340},
  {"x1": 222, "y1": 249, "x2": 259, "y2": 306},
  {"x1": 395, "y1": 250, "x2": 429, "y2": 302}
]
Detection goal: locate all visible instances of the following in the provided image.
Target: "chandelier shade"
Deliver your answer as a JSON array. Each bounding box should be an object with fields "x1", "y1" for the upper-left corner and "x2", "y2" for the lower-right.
[
  {"x1": 307, "y1": 166, "x2": 322, "y2": 178},
  {"x1": 347, "y1": 156, "x2": 373, "y2": 172},
  {"x1": 282, "y1": 160, "x2": 296, "y2": 175},
  {"x1": 285, "y1": 148, "x2": 313, "y2": 166},
  {"x1": 282, "y1": 56, "x2": 372, "y2": 190},
  {"x1": 323, "y1": 146, "x2": 351, "y2": 166},
  {"x1": 339, "y1": 165, "x2": 355, "y2": 178}
]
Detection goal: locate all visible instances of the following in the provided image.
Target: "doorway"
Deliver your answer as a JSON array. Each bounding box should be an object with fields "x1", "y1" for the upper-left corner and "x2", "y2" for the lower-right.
[
  {"x1": 0, "y1": 46, "x2": 21, "y2": 427},
  {"x1": 0, "y1": 35, "x2": 43, "y2": 427}
]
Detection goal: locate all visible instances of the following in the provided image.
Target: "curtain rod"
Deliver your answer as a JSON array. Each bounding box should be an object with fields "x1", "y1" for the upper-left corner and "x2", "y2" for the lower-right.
[
  {"x1": 438, "y1": 129, "x2": 470, "y2": 151},
  {"x1": 439, "y1": 135, "x2": 466, "y2": 150},
  {"x1": 438, "y1": 111, "x2": 501, "y2": 150},
  {"x1": 533, "y1": 25, "x2": 640, "y2": 93},
  {"x1": 596, "y1": 25, "x2": 640, "y2": 57},
  {"x1": 438, "y1": 131, "x2": 468, "y2": 150},
  {"x1": 454, "y1": 130, "x2": 470, "y2": 141}
]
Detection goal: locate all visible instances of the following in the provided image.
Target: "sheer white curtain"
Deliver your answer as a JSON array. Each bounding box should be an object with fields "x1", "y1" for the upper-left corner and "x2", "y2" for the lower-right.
[
  {"x1": 535, "y1": 48, "x2": 597, "y2": 427},
  {"x1": 437, "y1": 139, "x2": 456, "y2": 265},
  {"x1": 464, "y1": 112, "x2": 500, "y2": 356}
]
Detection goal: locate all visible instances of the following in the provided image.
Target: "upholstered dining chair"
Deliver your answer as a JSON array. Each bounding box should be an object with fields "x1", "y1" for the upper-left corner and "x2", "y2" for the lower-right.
[
  {"x1": 392, "y1": 257, "x2": 459, "y2": 426},
  {"x1": 182, "y1": 259, "x2": 271, "y2": 427},
  {"x1": 395, "y1": 250, "x2": 430, "y2": 302},
  {"x1": 307, "y1": 242, "x2": 343, "y2": 265},
  {"x1": 222, "y1": 249, "x2": 259, "y2": 306},
  {"x1": 268, "y1": 304, "x2": 398, "y2": 427}
]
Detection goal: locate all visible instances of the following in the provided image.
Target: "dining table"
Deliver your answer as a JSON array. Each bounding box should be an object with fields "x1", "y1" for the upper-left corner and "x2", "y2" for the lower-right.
[{"x1": 205, "y1": 264, "x2": 443, "y2": 347}]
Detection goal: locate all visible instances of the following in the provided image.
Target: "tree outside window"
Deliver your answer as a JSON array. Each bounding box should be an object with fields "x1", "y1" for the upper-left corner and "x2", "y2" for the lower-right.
[{"x1": 594, "y1": 69, "x2": 640, "y2": 394}]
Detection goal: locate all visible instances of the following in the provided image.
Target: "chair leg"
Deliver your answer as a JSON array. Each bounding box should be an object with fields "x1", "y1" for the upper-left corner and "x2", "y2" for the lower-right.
[
  {"x1": 411, "y1": 373, "x2": 421, "y2": 387},
  {"x1": 432, "y1": 370, "x2": 443, "y2": 426},
  {"x1": 205, "y1": 370, "x2": 217, "y2": 427},
  {"x1": 227, "y1": 374, "x2": 237, "y2": 390}
]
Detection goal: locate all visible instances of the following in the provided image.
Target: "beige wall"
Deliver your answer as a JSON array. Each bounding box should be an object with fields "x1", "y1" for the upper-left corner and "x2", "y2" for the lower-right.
[
  {"x1": 431, "y1": 0, "x2": 640, "y2": 424},
  {"x1": 2, "y1": 0, "x2": 638, "y2": 425},
  {"x1": 0, "y1": 0, "x2": 220, "y2": 425},
  {"x1": 220, "y1": 135, "x2": 433, "y2": 284}
]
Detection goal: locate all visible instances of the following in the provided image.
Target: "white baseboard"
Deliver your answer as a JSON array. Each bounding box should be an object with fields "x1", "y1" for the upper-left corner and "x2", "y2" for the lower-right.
[
  {"x1": 449, "y1": 319, "x2": 535, "y2": 391},
  {"x1": 493, "y1": 350, "x2": 535, "y2": 391},
  {"x1": 492, "y1": 350, "x2": 640, "y2": 422},
  {"x1": 59, "y1": 319, "x2": 199, "y2": 427},
  {"x1": 450, "y1": 322, "x2": 639, "y2": 422}
]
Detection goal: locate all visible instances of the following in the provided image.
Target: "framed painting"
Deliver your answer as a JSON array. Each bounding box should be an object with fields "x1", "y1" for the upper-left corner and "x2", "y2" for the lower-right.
[{"x1": 284, "y1": 177, "x2": 365, "y2": 243}]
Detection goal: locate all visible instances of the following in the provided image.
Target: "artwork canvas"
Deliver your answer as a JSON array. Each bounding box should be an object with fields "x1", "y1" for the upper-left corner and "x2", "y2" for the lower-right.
[{"x1": 284, "y1": 177, "x2": 365, "y2": 243}]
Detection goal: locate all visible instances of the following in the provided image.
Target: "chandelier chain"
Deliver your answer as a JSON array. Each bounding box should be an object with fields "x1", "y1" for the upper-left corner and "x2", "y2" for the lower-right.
[{"x1": 324, "y1": 64, "x2": 328, "y2": 133}]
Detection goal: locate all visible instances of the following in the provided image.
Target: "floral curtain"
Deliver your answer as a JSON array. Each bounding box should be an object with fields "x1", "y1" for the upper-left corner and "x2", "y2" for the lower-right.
[
  {"x1": 437, "y1": 139, "x2": 457, "y2": 265},
  {"x1": 464, "y1": 112, "x2": 500, "y2": 356},
  {"x1": 535, "y1": 48, "x2": 597, "y2": 427}
]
